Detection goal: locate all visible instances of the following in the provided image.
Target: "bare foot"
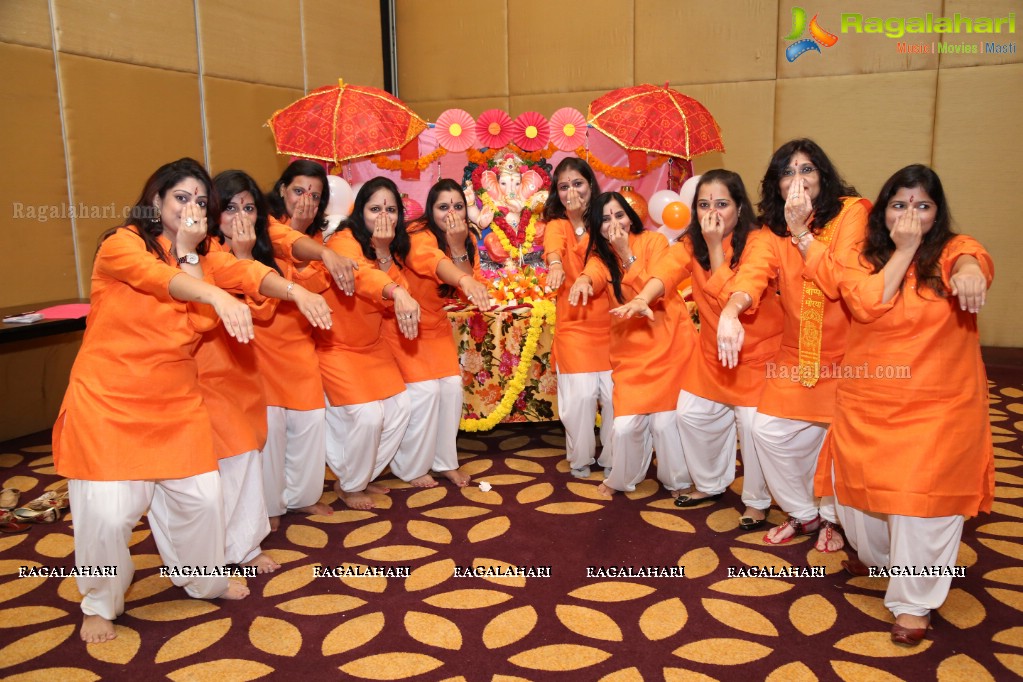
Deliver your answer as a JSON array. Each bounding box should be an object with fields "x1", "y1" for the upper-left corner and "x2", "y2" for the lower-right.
[
  {"x1": 764, "y1": 522, "x2": 798, "y2": 544},
  {"x1": 409, "y1": 474, "x2": 439, "y2": 488},
  {"x1": 668, "y1": 485, "x2": 694, "y2": 499},
  {"x1": 596, "y1": 483, "x2": 616, "y2": 498},
  {"x1": 292, "y1": 502, "x2": 334, "y2": 516},
  {"x1": 742, "y1": 506, "x2": 767, "y2": 523},
  {"x1": 338, "y1": 490, "x2": 376, "y2": 510},
  {"x1": 441, "y1": 469, "x2": 471, "y2": 487},
  {"x1": 242, "y1": 552, "x2": 281, "y2": 575},
  {"x1": 81, "y1": 615, "x2": 116, "y2": 643},
  {"x1": 219, "y1": 580, "x2": 250, "y2": 600},
  {"x1": 815, "y1": 522, "x2": 845, "y2": 553},
  {"x1": 366, "y1": 483, "x2": 390, "y2": 495},
  {"x1": 895, "y1": 613, "x2": 930, "y2": 630},
  {"x1": 268, "y1": 515, "x2": 281, "y2": 532}
]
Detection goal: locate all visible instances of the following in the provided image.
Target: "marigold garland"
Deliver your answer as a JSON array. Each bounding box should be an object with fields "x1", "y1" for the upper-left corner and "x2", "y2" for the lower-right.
[
  {"x1": 574, "y1": 146, "x2": 669, "y2": 180},
  {"x1": 459, "y1": 300, "x2": 556, "y2": 432},
  {"x1": 369, "y1": 148, "x2": 447, "y2": 172}
]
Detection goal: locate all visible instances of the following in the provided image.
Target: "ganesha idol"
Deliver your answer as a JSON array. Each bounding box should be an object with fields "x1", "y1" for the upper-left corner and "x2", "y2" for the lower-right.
[{"x1": 463, "y1": 150, "x2": 551, "y2": 272}]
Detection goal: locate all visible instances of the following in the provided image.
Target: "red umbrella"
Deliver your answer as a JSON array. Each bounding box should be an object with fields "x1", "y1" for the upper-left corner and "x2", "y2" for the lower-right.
[
  {"x1": 268, "y1": 79, "x2": 427, "y2": 163},
  {"x1": 588, "y1": 84, "x2": 725, "y2": 162}
]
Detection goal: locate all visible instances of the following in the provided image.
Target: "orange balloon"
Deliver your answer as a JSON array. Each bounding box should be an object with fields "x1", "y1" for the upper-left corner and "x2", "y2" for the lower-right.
[{"x1": 661, "y1": 201, "x2": 690, "y2": 230}]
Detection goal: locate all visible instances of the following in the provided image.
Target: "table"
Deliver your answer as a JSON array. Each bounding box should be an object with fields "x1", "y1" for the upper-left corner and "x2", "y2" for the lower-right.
[{"x1": 448, "y1": 303, "x2": 559, "y2": 429}]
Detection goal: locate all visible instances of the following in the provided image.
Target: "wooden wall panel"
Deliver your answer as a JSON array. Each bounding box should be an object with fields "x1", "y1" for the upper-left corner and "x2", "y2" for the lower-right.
[
  {"x1": 198, "y1": 0, "x2": 303, "y2": 88},
  {"x1": 59, "y1": 55, "x2": 204, "y2": 293},
  {"x1": 508, "y1": 0, "x2": 634, "y2": 95},
  {"x1": 404, "y1": 97, "x2": 511, "y2": 123},
  {"x1": 933, "y1": 63, "x2": 1023, "y2": 347},
  {"x1": 939, "y1": 0, "x2": 1022, "y2": 69},
  {"x1": 776, "y1": 0, "x2": 941, "y2": 79},
  {"x1": 0, "y1": 0, "x2": 52, "y2": 48},
  {"x1": 304, "y1": 0, "x2": 384, "y2": 89},
  {"x1": 205, "y1": 77, "x2": 302, "y2": 187},
  {"x1": 677, "y1": 80, "x2": 777, "y2": 195},
  {"x1": 637, "y1": 0, "x2": 777, "y2": 84},
  {"x1": 0, "y1": 44, "x2": 78, "y2": 307},
  {"x1": 396, "y1": 0, "x2": 508, "y2": 102},
  {"x1": 774, "y1": 70, "x2": 937, "y2": 201},
  {"x1": 53, "y1": 0, "x2": 199, "y2": 72}
]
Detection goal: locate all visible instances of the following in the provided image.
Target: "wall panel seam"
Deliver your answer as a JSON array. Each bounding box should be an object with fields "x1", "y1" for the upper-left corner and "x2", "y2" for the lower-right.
[
  {"x1": 194, "y1": 0, "x2": 210, "y2": 169},
  {"x1": 48, "y1": 0, "x2": 81, "y2": 298}
]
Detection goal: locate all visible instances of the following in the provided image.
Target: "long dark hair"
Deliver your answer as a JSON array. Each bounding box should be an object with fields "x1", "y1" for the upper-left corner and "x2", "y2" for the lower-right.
[
  {"x1": 415, "y1": 178, "x2": 479, "y2": 298},
  {"x1": 758, "y1": 138, "x2": 858, "y2": 238},
  {"x1": 543, "y1": 157, "x2": 600, "y2": 222},
  {"x1": 108, "y1": 157, "x2": 215, "y2": 262},
  {"x1": 862, "y1": 164, "x2": 954, "y2": 298},
  {"x1": 266, "y1": 159, "x2": 330, "y2": 236},
  {"x1": 585, "y1": 192, "x2": 645, "y2": 304},
  {"x1": 211, "y1": 170, "x2": 282, "y2": 275},
  {"x1": 686, "y1": 169, "x2": 757, "y2": 272},
  {"x1": 338, "y1": 176, "x2": 410, "y2": 268}
]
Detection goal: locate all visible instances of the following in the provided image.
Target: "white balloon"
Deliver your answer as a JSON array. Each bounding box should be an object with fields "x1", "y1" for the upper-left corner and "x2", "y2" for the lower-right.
[
  {"x1": 648, "y1": 189, "x2": 681, "y2": 226},
  {"x1": 326, "y1": 176, "x2": 354, "y2": 219},
  {"x1": 678, "y1": 175, "x2": 702, "y2": 209}
]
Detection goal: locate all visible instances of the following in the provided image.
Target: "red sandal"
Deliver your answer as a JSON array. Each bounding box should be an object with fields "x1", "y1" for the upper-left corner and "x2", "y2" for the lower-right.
[
  {"x1": 816, "y1": 520, "x2": 845, "y2": 553},
  {"x1": 763, "y1": 515, "x2": 821, "y2": 544}
]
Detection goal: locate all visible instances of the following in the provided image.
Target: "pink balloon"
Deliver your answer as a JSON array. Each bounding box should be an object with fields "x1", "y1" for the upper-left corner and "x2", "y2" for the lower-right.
[{"x1": 648, "y1": 189, "x2": 681, "y2": 226}]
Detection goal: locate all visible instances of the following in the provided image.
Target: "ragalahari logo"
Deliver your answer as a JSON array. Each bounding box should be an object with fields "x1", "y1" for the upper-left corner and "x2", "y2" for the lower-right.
[{"x1": 785, "y1": 7, "x2": 839, "y2": 61}]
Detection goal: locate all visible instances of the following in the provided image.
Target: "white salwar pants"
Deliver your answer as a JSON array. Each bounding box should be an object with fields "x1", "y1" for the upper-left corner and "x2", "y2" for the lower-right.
[
  {"x1": 676, "y1": 390, "x2": 770, "y2": 509},
  {"x1": 69, "y1": 471, "x2": 228, "y2": 621},
  {"x1": 325, "y1": 392, "x2": 410, "y2": 493},
  {"x1": 836, "y1": 501, "x2": 964, "y2": 618},
  {"x1": 604, "y1": 412, "x2": 690, "y2": 493},
  {"x1": 753, "y1": 412, "x2": 837, "y2": 523},
  {"x1": 219, "y1": 449, "x2": 270, "y2": 565},
  {"x1": 557, "y1": 370, "x2": 615, "y2": 470},
  {"x1": 389, "y1": 377, "x2": 462, "y2": 481},
  {"x1": 261, "y1": 406, "x2": 326, "y2": 516}
]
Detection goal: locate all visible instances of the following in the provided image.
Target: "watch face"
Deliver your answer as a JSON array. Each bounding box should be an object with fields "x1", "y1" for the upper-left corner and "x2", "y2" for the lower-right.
[{"x1": 179, "y1": 253, "x2": 199, "y2": 265}]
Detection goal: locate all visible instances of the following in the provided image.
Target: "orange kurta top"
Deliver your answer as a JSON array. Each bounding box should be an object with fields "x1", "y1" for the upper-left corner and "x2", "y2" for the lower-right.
[
  {"x1": 545, "y1": 218, "x2": 613, "y2": 373},
  {"x1": 654, "y1": 231, "x2": 783, "y2": 407},
  {"x1": 250, "y1": 218, "x2": 329, "y2": 410},
  {"x1": 314, "y1": 229, "x2": 406, "y2": 406},
  {"x1": 725, "y1": 198, "x2": 870, "y2": 423},
  {"x1": 581, "y1": 231, "x2": 697, "y2": 416},
  {"x1": 54, "y1": 227, "x2": 271, "y2": 481},
  {"x1": 815, "y1": 235, "x2": 995, "y2": 517},
  {"x1": 195, "y1": 240, "x2": 278, "y2": 459},
  {"x1": 380, "y1": 226, "x2": 467, "y2": 383}
]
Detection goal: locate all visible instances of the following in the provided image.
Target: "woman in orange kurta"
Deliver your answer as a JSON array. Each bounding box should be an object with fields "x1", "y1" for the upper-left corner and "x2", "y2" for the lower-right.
[
  {"x1": 257, "y1": 160, "x2": 354, "y2": 528},
  {"x1": 542, "y1": 158, "x2": 615, "y2": 477},
  {"x1": 384, "y1": 179, "x2": 491, "y2": 488},
  {"x1": 316, "y1": 177, "x2": 421, "y2": 510},
  {"x1": 717, "y1": 139, "x2": 870, "y2": 552},
  {"x1": 611, "y1": 171, "x2": 783, "y2": 529},
  {"x1": 569, "y1": 192, "x2": 697, "y2": 498},
  {"x1": 816, "y1": 165, "x2": 993, "y2": 645},
  {"x1": 54, "y1": 159, "x2": 268, "y2": 644},
  {"x1": 199, "y1": 170, "x2": 332, "y2": 574}
]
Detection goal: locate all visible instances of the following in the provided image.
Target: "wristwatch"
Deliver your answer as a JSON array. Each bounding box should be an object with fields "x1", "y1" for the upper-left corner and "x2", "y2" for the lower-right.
[{"x1": 177, "y1": 252, "x2": 199, "y2": 265}]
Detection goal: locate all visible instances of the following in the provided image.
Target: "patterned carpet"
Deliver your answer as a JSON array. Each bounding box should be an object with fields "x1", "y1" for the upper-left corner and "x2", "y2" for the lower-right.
[{"x1": 1, "y1": 372, "x2": 1022, "y2": 681}]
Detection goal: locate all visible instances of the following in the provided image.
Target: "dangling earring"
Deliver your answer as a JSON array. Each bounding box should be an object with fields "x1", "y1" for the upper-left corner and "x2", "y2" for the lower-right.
[{"x1": 152, "y1": 205, "x2": 161, "y2": 224}]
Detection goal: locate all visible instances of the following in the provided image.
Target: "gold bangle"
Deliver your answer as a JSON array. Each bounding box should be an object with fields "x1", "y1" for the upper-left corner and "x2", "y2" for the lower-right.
[{"x1": 286, "y1": 282, "x2": 295, "y2": 300}]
